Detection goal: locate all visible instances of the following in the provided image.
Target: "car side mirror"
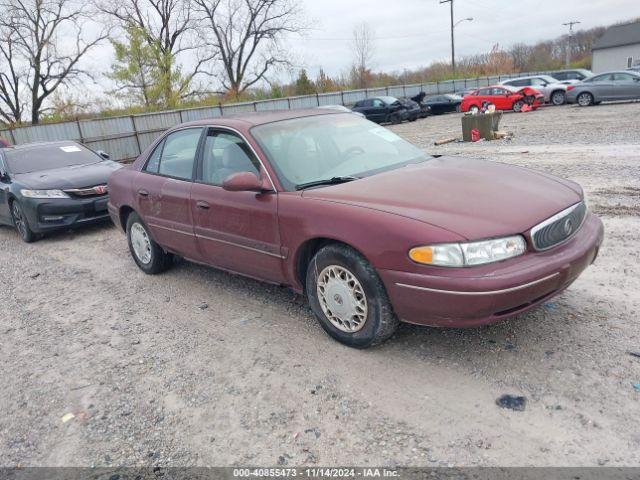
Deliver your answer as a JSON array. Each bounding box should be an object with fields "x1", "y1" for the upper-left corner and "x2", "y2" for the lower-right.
[
  {"x1": 96, "y1": 150, "x2": 110, "y2": 160},
  {"x1": 222, "y1": 171, "x2": 266, "y2": 192}
]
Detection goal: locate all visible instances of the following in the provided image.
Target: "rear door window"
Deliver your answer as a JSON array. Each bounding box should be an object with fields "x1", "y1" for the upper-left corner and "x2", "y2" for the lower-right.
[{"x1": 157, "y1": 128, "x2": 203, "y2": 180}]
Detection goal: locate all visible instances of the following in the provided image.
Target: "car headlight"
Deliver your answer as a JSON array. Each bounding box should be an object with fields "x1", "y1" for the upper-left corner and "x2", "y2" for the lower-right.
[
  {"x1": 21, "y1": 189, "x2": 70, "y2": 199},
  {"x1": 409, "y1": 235, "x2": 527, "y2": 267}
]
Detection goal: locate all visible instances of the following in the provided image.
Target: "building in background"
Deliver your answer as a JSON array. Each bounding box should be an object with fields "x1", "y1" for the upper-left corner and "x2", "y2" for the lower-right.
[{"x1": 592, "y1": 21, "x2": 640, "y2": 73}]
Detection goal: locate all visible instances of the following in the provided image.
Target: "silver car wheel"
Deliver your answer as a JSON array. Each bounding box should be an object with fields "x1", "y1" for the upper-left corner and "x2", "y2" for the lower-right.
[
  {"x1": 469, "y1": 105, "x2": 479, "y2": 114},
  {"x1": 577, "y1": 93, "x2": 593, "y2": 106},
  {"x1": 130, "y1": 222, "x2": 152, "y2": 264},
  {"x1": 551, "y1": 91, "x2": 565, "y2": 105},
  {"x1": 316, "y1": 265, "x2": 368, "y2": 333}
]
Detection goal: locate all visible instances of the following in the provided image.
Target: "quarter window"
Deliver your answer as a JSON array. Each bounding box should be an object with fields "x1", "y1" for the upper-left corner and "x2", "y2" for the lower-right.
[
  {"x1": 157, "y1": 128, "x2": 203, "y2": 180},
  {"x1": 144, "y1": 141, "x2": 163, "y2": 173},
  {"x1": 200, "y1": 131, "x2": 261, "y2": 186}
]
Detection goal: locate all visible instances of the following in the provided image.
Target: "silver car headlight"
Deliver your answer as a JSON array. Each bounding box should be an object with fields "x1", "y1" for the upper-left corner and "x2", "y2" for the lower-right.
[
  {"x1": 409, "y1": 235, "x2": 527, "y2": 267},
  {"x1": 21, "y1": 189, "x2": 70, "y2": 199}
]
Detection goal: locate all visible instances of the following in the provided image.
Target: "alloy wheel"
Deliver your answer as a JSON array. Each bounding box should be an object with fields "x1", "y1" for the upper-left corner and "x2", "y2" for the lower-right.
[
  {"x1": 577, "y1": 93, "x2": 593, "y2": 106},
  {"x1": 12, "y1": 203, "x2": 27, "y2": 239},
  {"x1": 551, "y1": 91, "x2": 565, "y2": 106},
  {"x1": 316, "y1": 265, "x2": 368, "y2": 333}
]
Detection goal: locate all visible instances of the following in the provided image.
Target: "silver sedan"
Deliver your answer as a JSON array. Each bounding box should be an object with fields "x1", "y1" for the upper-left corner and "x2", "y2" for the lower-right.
[
  {"x1": 500, "y1": 75, "x2": 568, "y2": 105},
  {"x1": 566, "y1": 70, "x2": 640, "y2": 106}
]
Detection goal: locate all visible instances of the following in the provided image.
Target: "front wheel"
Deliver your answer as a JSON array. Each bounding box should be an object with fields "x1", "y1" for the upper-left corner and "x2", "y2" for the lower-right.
[
  {"x1": 306, "y1": 244, "x2": 399, "y2": 348},
  {"x1": 126, "y1": 212, "x2": 173, "y2": 274},
  {"x1": 551, "y1": 91, "x2": 566, "y2": 106},
  {"x1": 389, "y1": 113, "x2": 401, "y2": 125},
  {"x1": 577, "y1": 92, "x2": 594, "y2": 107},
  {"x1": 469, "y1": 105, "x2": 479, "y2": 114},
  {"x1": 11, "y1": 200, "x2": 37, "y2": 243},
  {"x1": 512, "y1": 100, "x2": 525, "y2": 112}
]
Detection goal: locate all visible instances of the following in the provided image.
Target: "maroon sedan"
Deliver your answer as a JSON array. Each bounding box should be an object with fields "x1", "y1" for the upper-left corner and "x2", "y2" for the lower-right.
[{"x1": 107, "y1": 110, "x2": 603, "y2": 348}]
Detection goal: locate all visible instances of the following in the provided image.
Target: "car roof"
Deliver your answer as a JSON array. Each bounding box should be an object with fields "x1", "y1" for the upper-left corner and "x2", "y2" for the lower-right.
[
  {"x1": 176, "y1": 108, "x2": 344, "y2": 130},
  {"x1": 593, "y1": 70, "x2": 640, "y2": 76}
]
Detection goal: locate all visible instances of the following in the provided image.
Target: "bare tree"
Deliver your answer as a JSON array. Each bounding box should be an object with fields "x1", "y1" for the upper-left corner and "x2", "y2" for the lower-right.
[
  {"x1": 195, "y1": 0, "x2": 303, "y2": 99},
  {"x1": 0, "y1": 27, "x2": 25, "y2": 124},
  {"x1": 0, "y1": 0, "x2": 108, "y2": 124},
  {"x1": 99, "y1": 0, "x2": 214, "y2": 107},
  {"x1": 350, "y1": 22, "x2": 375, "y2": 89}
]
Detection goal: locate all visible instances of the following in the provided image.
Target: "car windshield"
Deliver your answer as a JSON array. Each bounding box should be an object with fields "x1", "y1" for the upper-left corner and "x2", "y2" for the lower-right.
[
  {"x1": 251, "y1": 113, "x2": 431, "y2": 191},
  {"x1": 5, "y1": 144, "x2": 99, "y2": 174}
]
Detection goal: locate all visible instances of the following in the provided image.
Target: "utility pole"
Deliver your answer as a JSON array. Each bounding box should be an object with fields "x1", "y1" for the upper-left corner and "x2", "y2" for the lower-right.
[
  {"x1": 563, "y1": 21, "x2": 581, "y2": 67},
  {"x1": 440, "y1": 0, "x2": 455, "y2": 75}
]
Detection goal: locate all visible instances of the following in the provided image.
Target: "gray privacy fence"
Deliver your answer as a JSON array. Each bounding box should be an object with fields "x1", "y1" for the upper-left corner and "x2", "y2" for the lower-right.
[{"x1": 0, "y1": 71, "x2": 549, "y2": 163}]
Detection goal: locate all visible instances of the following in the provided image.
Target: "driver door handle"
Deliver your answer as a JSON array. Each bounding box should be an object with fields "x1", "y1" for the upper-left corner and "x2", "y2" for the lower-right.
[
  {"x1": 137, "y1": 189, "x2": 149, "y2": 197},
  {"x1": 196, "y1": 200, "x2": 210, "y2": 210}
]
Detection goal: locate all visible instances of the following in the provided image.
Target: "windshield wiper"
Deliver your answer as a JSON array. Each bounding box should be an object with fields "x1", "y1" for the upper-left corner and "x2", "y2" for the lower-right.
[{"x1": 295, "y1": 176, "x2": 359, "y2": 191}]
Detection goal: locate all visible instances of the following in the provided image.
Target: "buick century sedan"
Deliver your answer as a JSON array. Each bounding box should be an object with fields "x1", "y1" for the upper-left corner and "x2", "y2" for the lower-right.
[{"x1": 107, "y1": 110, "x2": 604, "y2": 348}]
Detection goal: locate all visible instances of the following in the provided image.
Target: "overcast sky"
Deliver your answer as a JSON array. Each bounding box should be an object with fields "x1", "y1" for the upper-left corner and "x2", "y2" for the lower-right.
[
  {"x1": 289, "y1": 0, "x2": 638, "y2": 78},
  {"x1": 75, "y1": 0, "x2": 638, "y2": 98}
]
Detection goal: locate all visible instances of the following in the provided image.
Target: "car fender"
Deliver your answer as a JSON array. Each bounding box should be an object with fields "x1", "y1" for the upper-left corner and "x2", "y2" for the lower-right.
[{"x1": 277, "y1": 193, "x2": 466, "y2": 291}]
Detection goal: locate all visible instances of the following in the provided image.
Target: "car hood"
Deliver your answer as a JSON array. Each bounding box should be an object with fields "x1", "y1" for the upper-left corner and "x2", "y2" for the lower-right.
[
  {"x1": 13, "y1": 160, "x2": 122, "y2": 190},
  {"x1": 302, "y1": 157, "x2": 582, "y2": 240}
]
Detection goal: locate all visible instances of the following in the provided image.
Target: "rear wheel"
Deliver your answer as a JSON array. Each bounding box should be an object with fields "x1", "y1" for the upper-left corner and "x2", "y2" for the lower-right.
[
  {"x1": 10, "y1": 200, "x2": 36, "y2": 243},
  {"x1": 126, "y1": 212, "x2": 173, "y2": 274},
  {"x1": 512, "y1": 100, "x2": 525, "y2": 112},
  {"x1": 306, "y1": 243, "x2": 399, "y2": 348},
  {"x1": 577, "y1": 92, "x2": 594, "y2": 107},
  {"x1": 551, "y1": 90, "x2": 566, "y2": 106},
  {"x1": 469, "y1": 105, "x2": 479, "y2": 114},
  {"x1": 389, "y1": 113, "x2": 401, "y2": 124}
]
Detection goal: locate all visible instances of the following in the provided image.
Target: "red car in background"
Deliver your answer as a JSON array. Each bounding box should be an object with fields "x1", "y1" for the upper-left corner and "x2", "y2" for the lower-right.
[{"x1": 461, "y1": 85, "x2": 544, "y2": 113}]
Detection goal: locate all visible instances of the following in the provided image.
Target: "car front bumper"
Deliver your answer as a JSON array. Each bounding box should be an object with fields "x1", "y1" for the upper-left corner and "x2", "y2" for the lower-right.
[
  {"x1": 20, "y1": 195, "x2": 111, "y2": 233},
  {"x1": 378, "y1": 212, "x2": 604, "y2": 327}
]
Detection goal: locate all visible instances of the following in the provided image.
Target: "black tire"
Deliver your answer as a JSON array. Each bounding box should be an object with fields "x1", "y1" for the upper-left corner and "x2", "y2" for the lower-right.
[
  {"x1": 389, "y1": 113, "x2": 401, "y2": 125},
  {"x1": 512, "y1": 100, "x2": 525, "y2": 112},
  {"x1": 469, "y1": 105, "x2": 479, "y2": 114},
  {"x1": 10, "y1": 200, "x2": 37, "y2": 243},
  {"x1": 305, "y1": 243, "x2": 399, "y2": 348},
  {"x1": 126, "y1": 212, "x2": 173, "y2": 274},
  {"x1": 550, "y1": 90, "x2": 566, "y2": 106},
  {"x1": 577, "y1": 92, "x2": 594, "y2": 107}
]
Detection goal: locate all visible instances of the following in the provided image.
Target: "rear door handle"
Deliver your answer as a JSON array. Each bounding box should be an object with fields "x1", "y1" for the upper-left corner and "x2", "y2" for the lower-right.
[
  {"x1": 196, "y1": 200, "x2": 210, "y2": 210},
  {"x1": 137, "y1": 189, "x2": 149, "y2": 197}
]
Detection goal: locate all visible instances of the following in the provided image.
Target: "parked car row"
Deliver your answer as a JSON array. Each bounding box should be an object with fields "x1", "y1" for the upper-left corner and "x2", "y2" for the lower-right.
[{"x1": 0, "y1": 109, "x2": 604, "y2": 348}]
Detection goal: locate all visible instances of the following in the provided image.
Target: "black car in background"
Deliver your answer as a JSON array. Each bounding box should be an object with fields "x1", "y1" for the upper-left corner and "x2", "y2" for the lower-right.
[
  {"x1": 351, "y1": 96, "x2": 409, "y2": 124},
  {"x1": 423, "y1": 94, "x2": 463, "y2": 114},
  {"x1": 0, "y1": 141, "x2": 122, "y2": 242}
]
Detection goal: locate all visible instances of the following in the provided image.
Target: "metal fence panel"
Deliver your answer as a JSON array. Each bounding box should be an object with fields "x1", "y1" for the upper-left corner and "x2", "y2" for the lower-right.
[
  {"x1": 137, "y1": 132, "x2": 164, "y2": 152},
  {"x1": 133, "y1": 111, "x2": 181, "y2": 134},
  {"x1": 79, "y1": 116, "x2": 134, "y2": 140},
  {"x1": 180, "y1": 106, "x2": 222, "y2": 122},
  {"x1": 289, "y1": 95, "x2": 318, "y2": 109},
  {"x1": 12, "y1": 121, "x2": 80, "y2": 144},
  {"x1": 255, "y1": 99, "x2": 290, "y2": 111},
  {"x1": 317, "y1": 92, "x2": 343, "y2": 106},
  {"x1": 404, "y1": 84, "x2": 422, "y2": 97},
  {"x1": 84, "y1": 135, "x2": 140, "y2": 162},
  {"x1": 366, "y1": 87, "x2": 387, "y2": 98},
  {"x1": 221, "y1": 102, "x2": 256, "y2": 115},
  {"x1": 342, "y1": 89, "x2": 367, "y2": 105}
]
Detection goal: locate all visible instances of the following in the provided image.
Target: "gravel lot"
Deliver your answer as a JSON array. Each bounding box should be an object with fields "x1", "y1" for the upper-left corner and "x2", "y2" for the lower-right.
[{"x1": 1, "y1": 102, "x2": 639, "y2": 468}]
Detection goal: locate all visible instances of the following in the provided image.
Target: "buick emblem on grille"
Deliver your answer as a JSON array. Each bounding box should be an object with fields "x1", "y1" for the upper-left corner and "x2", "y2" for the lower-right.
[
  {"x1": 563, "y1": 218, "x2": 573, "y2": 236},
  {"x1": 93, "y1": 185, "x2": 108, "y2": 195}
]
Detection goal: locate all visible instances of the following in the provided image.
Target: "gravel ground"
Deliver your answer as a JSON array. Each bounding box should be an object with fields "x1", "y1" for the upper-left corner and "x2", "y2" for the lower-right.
[{"x1": 1, "y1": 102, "x2": 639, "y2": 468}]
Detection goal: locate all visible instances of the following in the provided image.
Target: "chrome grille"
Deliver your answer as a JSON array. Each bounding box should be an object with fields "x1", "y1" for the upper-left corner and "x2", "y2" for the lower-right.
[
  {"x1": 531, "y1": 202, "x2": 587, "y2": 251},
  {"x1": 63, "y1": 185, "x2": 108, "y2": 198}
]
